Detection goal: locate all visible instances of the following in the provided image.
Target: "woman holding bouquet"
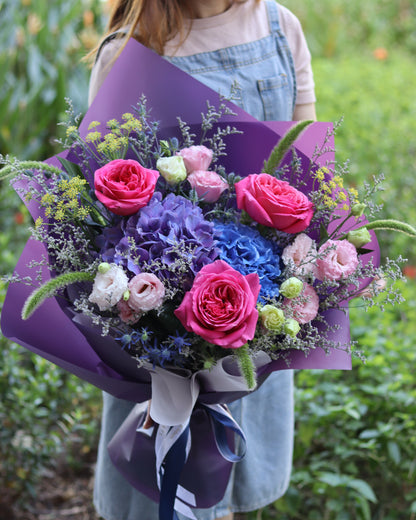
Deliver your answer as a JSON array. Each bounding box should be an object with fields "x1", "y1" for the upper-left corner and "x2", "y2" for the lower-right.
[{"x1": 88, "y1": 1, "x2": 316, "y2": 519}]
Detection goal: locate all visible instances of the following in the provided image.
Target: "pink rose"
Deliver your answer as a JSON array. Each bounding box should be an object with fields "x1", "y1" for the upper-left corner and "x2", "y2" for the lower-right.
[
  {"x1": 177, "y1": 145, "x2": 213, "y2": 173},
  {"x1": 235, "y1": 174, "x2": 314, "y2": 233},
  {"x1": 282, "y1": 233, "x2": 318, "y2": 277},
  {"x1": 284, "y1": 282, "x2": 319, "y2": 324},
  {"x1": 127, "y1": 273, "x2": 165, "y2": 312},
  {"x1": 187, "y1": 170, "x2": 229, "y2": 203},
  {"x1": 117, "y1": 299, "x2": 141, "y2": 325},
  {"x1": 94, "y1": 159, "x2": 159, "y2": 216},
  {"x1": 316, "y1": 239, "x2": 359, "y2": 281},
  {"x1": 174, "y1": 260, "x2": 260, "y2": 349}
]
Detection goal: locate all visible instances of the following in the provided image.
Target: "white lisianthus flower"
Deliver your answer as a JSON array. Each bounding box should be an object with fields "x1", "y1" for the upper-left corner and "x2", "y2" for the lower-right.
[
  {"x1": 89, "y1": 264, "x2": 129, "y2": 311},
  {"x1": 156, "y1": 155, "x2": 187, "y2": 185}
]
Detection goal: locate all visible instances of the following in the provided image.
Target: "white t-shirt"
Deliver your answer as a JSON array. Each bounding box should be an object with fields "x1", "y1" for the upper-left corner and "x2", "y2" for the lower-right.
[{"x1": 89, "y1": 0, "x2": 315, "y2": 106}]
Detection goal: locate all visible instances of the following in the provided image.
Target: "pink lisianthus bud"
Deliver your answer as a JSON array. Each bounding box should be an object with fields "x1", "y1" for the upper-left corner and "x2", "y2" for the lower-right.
[
  {"x1": 117, "y1": 299, "x2": 141, "y2": 324},
  {"x1": 316, "y1": 239, "x2": 359, "y2": 281},
  {"x1": 282, "y1": 233, "x2": 318, "y2": 277},
  {"x1": 127, "y1": 273, "x2": 165, "y2": 312},
  {"x1": 177, "y1": 145, "x2": 213, "y2": 173},
  {"x1": 283, "y1": 282, "x2": 319, "y2": 324},
  {"x1": 187, "y1": 170, "x2": 229, "y2": 203}
]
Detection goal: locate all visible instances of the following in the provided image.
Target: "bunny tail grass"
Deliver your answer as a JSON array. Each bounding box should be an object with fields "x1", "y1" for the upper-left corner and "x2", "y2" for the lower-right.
[
  {"x1": 22, "y1": 271, "x2": 95, "y2": 320},
  {"x1": 263, "y1": 120, "x2": 314, "y2": 175},
  {"x1": 0, "y1": 161, "x2": 63, "y2": 181},
  {"x1": 236, "y1": 344, "x2": 257, "y2": 390},
  {"x1": 358, "y1": 219, "x2": 416, "y2": 237}
]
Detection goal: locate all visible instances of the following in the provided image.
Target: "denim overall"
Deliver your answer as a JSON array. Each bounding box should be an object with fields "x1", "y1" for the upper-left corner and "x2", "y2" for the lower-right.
[{"x1": 93, "y1": 2, "x2": 296, "y2": 519}]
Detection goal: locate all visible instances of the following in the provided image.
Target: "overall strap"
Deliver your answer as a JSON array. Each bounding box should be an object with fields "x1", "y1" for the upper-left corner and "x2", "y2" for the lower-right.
[
  {"x1": 264, "y1": 0, "x2": 282, "y2": 34},
  {"x1": 95, "y1": 29, "x2": 129, "y2": 64}
]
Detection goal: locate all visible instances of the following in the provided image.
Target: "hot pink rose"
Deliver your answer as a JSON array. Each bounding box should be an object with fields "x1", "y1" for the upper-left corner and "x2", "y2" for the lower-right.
[
  {"x1": 174, "y1": 260, "x2": 260, "y2": 349},
  {"x1": 177, "y1": 145, "x2": 213, "y2": 173},
  {"x1": 187, "y1": 170, "x2": 229, "y2": 203},
  {"x1": 235, "y1": 174, "x2": 314, "y2": 233},
  {"x1": 316, "y1": 239, "x2": 359, "y2": 281},
  {"x1": 283, "y1": 282, "x2": 319, "y2": 324},
  {"x1": 94, "y1": 159, "x2": 159, "y2": 216},
  {"x1": 128, "y1": 273, "x2": 165, "y2": 312}
]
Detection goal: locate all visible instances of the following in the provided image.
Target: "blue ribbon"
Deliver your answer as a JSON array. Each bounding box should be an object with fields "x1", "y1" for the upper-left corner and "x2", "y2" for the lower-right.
[
  {"x1": 159, "y1": 425, "x2": 190, "y2": 520},
  {"x1": 158, "y1": 405, "x2": 247, "y2": 520},
  {"x1": 203, "y1": 404, "x2": 247, "y2": 463}
]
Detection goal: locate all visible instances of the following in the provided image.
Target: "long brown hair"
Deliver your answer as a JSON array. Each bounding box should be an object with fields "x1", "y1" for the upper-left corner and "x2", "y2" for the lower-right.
[{"x1": 88, "y1": 0, "x2": 260, "y2": 63}]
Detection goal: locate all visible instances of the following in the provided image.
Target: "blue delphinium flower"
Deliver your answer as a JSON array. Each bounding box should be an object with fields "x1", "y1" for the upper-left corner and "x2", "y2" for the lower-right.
[
  {"x1": 140, "y1": 336, "x2": 186, "y2": 368},
  {"x1": 99, "y1": 192, "x2": 219, "y2": 290},
  {"x1": 115, "y1": 331, "x2": 141, "y2": 351},
  {"x1": 214, "y1": 221, "x2": 281, "y2": 299}
]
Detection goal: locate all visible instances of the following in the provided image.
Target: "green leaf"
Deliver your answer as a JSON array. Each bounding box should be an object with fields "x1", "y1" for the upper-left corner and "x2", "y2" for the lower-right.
[
  {"x1": 358, "y1": 429, "x2": 380, "y2": 439},
  {"x1": 348, "y1": 479, "x2": 377, "y2": 503},
  {"x1": 57, "y1": 156, "x2": 85, "y2": 180},
  {"x1": 262, "y1": 120, "x2": 314, "y2": 175},
  {"x1": 354, "y1": 493, "x2": 372, "y2": 520},
  {"x1": 318, "y1": 472, "x2": 346, "y2": 487},
  {"x1": 387, "y1": 441, "x2": 401, "y2": 464}
]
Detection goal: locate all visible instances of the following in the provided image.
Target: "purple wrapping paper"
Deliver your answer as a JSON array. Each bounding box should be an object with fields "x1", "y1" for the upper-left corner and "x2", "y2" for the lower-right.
[{"x1": 1, "y1": 38, "x2": 380, "y2": 509}]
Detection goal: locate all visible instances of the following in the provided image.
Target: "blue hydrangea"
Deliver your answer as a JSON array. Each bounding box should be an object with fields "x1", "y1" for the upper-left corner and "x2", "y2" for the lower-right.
[
  {"x1": 98, "y1": 192, "x2": 219, "y2": 289},
  {"x1": 214, "y1": 221, "x2": 281, "y2": 299}
]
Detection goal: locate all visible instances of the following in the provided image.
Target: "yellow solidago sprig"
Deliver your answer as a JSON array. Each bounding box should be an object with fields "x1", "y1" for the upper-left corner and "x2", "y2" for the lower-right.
[
  {"x1": 40, "y1": 176, "x2": 90, "y2": 223},
  {"x1": 87, "y1": 114, "x2": 143, "y2": 162},
  {"x1": 313, "y1": 167, "x2": 348, "y2": 211}
]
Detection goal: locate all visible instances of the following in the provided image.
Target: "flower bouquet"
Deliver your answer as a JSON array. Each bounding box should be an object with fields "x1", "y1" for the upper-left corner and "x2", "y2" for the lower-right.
[{"x1": 1, "y1": 39, "x2": 413, "y2": 519}]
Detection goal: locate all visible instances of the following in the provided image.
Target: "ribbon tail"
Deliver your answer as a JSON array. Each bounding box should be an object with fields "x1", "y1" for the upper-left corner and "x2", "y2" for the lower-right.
[
  {"x1": 159, "y1": 425, "x2": 190, "y2": 520},
  {"x1": 203, "y1": 404, "x2": 247, "y2": 462}
]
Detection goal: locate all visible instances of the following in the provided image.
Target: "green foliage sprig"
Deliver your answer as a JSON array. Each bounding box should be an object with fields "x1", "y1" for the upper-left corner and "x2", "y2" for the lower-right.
[
  {"x1": 22, "y1": 271, "x2": 95, "y2": 320},
  {"x1": 262, "y1": 120, "x2": 314, "y2": 175}
]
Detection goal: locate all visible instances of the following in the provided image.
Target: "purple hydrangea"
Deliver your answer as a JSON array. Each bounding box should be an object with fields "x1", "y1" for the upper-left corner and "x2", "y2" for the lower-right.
[{"x1": 99, "y1": 192, "x2": 219, "y2": 289}]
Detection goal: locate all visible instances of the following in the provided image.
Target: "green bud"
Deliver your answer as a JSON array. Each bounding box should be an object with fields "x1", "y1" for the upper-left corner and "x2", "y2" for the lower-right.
[
  {"x1": 280, "y1": 277, "x2": 303, "y2": 299},
  {"x1": 98, "y1": 262, "x2": 111, "y2": 274},
  {"x1": 284, "y1": 318, "x2": 300, "y2": 338},
  {"x1": 160, "y1": 140, "x2": 170, "y2": 156},
  {"x1": 259, "y1": 305, "x2": 285, "y2": 331},
  {"x1": 351, "y1": 203, "x2": 366, "y2": 217},
  {"x1": 123, "y1": 290, "x2": 130, "y2": 301},
  {"x1": 203, "y1": 358, "x2": 215, "y2": 370},
  {"x1": 347, "y1": 227, "x2": 372, "y2": 248}
]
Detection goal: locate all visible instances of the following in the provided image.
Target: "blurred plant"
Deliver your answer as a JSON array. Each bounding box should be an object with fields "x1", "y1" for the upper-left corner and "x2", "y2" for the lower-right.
[
  {"x1": 0, "y1": 283, "x2": 101, "y2": 507},
  {"x1": 271, "y1": 279, "x2": 416, "y2": 520},
  {"x1": 0, "y1": 0, "x2": 105, "y2": 159},
  {"x1": 281, "y1": 0, "x2": 416, "y2": 58},
  {"x1": 313, "y1": 53, "x2": 416, "y2": 264}
]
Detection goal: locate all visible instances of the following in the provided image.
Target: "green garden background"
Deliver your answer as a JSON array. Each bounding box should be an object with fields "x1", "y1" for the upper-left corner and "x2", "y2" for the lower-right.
[{"x1": 0, "y1": 0, "x2": 415, "y2": 518}]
